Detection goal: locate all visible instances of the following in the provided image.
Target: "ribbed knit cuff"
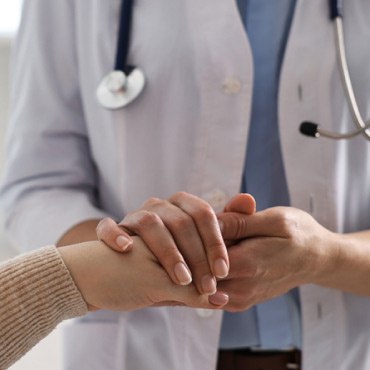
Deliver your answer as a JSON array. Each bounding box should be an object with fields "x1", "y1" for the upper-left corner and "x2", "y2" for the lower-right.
[{"x1": 0, "y1": 246, "x2": 88, "y2": 369}]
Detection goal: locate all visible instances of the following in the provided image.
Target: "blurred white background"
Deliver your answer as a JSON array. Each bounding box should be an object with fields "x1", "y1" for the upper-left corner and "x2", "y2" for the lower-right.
[{"x1": 0, "y1": 1, "x2": 63, "y2": 369}]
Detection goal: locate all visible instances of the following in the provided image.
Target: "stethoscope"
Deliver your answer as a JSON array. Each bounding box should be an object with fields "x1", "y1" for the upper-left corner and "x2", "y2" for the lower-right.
[
  {"x1": 301, "y1": 0, "x2": 370, "y2": 140},
  {"x1": 96, "y1": 0, "x2": 145, "y2": 109},
  {"x1": 96, "y1": 0, "x2": 370, "y2": 141}
]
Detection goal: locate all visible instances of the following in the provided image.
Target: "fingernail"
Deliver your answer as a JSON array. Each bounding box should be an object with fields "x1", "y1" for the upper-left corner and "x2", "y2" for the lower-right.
[
  {"x1": 116, "y1": 235, "x2": 132, "y2": 251},
  {"x1": 214, "y1": 258, "x2": 229, "y2": 278},
  {"x1": 202, "y1": 275, "x2": 217, "y2": 295},
  {"x1": 174, "y1": 262, "x2": 192, "y2": 285},
  {"x1": 209, "y1": 291, "x2": 229, "y2": 306}
]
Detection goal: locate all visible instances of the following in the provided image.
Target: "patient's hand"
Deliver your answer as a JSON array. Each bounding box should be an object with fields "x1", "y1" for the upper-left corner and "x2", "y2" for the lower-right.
[
  {"x1": 96, "y1": 193, "x2": 256, "y2": 300},
  {"x1": 59, "y1": 237, "x2": 228, "y2": 311}
]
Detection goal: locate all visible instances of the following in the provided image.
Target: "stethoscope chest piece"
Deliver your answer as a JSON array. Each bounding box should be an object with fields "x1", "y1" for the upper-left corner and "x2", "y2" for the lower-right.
[{"x1": 96, "y1": 68, "x2": 145, "y2": 110}]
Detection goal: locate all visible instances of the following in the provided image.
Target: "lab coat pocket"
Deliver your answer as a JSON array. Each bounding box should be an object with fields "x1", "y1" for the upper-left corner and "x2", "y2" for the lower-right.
[{"x1": 62, "y1": 319, "x2": 121, "y2": 370}]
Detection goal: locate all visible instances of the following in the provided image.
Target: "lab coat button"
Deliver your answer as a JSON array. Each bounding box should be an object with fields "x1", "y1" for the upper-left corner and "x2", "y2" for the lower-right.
[
  {"x1": 196, "y1": 309, "x2": 214, "y2": 318},
  {"x1": 204, "y1": 189, "x2": 228, "y2": 211},
  {"x1": 222, "y1": 78, "x2": 242, "y2": 95}
]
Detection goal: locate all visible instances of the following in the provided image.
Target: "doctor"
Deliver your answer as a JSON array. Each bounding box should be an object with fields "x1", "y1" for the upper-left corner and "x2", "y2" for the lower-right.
[{"x1": 2, "y1": 1, "x2": 370, "y2": 370}]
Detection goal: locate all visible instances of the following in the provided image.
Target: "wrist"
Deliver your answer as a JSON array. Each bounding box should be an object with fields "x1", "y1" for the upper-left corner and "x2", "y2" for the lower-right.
[
  {"x1": 311, "y1": 230, "x2": 346, "y2": 286},
  {"x1": 58, "y1": 241, "x2": 102, "y2": 311}
]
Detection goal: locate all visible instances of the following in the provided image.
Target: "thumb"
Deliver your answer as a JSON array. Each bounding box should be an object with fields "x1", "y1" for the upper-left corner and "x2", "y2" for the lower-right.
[
  {"x1": 218, "y1": 212, "x2": 251, "y2": 240},
  {"x1": 223, "y1": 193, "x2": 256, "y2": 214},
  {"x1": 218, "y1": 194, "x2": 256, "y2": 240},
  {"x1": 96, "y1": 218, "x2": 133, "y2": 253}
]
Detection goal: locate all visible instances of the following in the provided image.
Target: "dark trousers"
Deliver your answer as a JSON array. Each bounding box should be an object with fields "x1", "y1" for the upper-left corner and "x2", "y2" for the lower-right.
[{"x1": 217, "y1": 349, "x2": 301, "y2": 370}]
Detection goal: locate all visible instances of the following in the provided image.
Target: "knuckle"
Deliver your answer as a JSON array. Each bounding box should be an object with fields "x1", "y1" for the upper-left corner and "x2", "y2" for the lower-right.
[
  {"x1": 142, "y1": 197, "x2": 163, "y2": 208},
  {"x1": 274, "y1": 208, "x2": 298, "y2": 237},
  {"x1": 121, "y1": 211, "x2": 135, "y2": 223},
  {"x1": 170, "y1": 191, "x2": 189, "y2": 202},
  {"x1": 193, "y1": 204, "x2": 215, "y2": 221},
  {"x1": 135, "y1": 211, "x2": 162, "y2": 229}
]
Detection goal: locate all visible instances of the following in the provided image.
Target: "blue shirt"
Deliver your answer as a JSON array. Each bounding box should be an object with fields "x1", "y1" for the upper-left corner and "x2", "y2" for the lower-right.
[{"x1": 219, "y1": 0, "x2": 301, "y2": 350}]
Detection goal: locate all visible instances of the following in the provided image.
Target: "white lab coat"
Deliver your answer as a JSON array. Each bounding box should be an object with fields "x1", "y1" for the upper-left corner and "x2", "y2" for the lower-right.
[{"x1": 2, "y1": 0, "x2": 370, "y2": 369}]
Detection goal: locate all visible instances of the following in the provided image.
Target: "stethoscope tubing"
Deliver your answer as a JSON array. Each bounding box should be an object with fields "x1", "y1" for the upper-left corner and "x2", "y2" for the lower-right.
[
  {"x1": 301, "y1": 0, "x2": 370, "y2": 141},
  {"x1": 115, "y1": 0, "x2": 135, "y2": 74},
  {"x1": 100, "y1": 0, "x2": 370, "y2": 142},
  {"x1": 96, "y1": 0, "x2": 145, "y2": 109},
  {"x1": 316, "y1": 120, "x2": 370, "y2": 140},
  {"x1": 334, "y1": 17, "x2": 370, "y2": 140}
]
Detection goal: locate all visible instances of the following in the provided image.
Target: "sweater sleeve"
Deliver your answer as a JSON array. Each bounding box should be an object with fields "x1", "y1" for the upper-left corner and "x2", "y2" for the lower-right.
[{"x1": 0, "y1": 246, "x2": 88, "y2": 369}]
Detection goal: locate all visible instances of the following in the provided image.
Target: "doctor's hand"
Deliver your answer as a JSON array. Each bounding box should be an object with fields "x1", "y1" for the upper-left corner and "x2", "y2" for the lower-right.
[
  {"x1": 209, "y1": 206, "x2": 338, "y2": 310},
  {"x1": 97, "y1": 192, "x2": 256, "y2": 296},
  {"x1": 59, "y1": 238, "x2": 227, "y2": 312}
]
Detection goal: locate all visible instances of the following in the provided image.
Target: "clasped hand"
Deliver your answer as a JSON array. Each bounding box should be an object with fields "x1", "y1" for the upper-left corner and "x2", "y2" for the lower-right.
[{"x1": 96, "y1": 192, "x2": 337, "y2": 312}]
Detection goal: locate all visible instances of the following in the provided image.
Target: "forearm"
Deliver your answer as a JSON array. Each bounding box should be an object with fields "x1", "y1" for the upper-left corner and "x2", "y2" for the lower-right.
[
  {"x1": 57, "y1": 219, "x2": 101, "y2": 246},
  {"x1": 0, "y1": 247, "x2": 87, "y2": 369},
  {"x1": 314, "y1": 230, "x2": 370, "y2": 296}
]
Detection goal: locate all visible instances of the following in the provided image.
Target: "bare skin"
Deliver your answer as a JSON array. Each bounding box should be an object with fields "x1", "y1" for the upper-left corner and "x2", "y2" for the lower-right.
[
  {"x1": 97, "y1": 193, "x2": 370, "y2": 311},
  {"x1": 59, "y1": 239, "x2": 227, "y2": 312},
  {"x1": 58, "y1": 193, "x2": 256, "y2": 298},
  {"x1": 212, "y1": 206, "x2": 370, "y2": 310}
]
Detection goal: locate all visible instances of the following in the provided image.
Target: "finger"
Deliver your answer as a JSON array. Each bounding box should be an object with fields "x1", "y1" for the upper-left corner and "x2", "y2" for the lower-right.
[
  {"x1": 218, "y1": 212, "x2": 250, "y2": 240},
  {"x1": 96, "y1": 217, "x2": 133, "y2": 252},
  {"x1": 208, "y1": 291, "x2": 230, "y2": 307},
  {"x1": 219, "y1": 206, "x2": 292, "y2": 240},
  {"x1": 223, "y1": 193, "x2": 256, "y2": 214},
  {"x1": 219, "y1": 241, "x2": 259, "y2": 280},
  {"x1": 215, "y1": 278, "x2": 259, "y2": 312},
  {"x1": 218, "y1": 193, "x2": 256, "y2": 240},
  {"x1": 227, "y1": 207, "x2": 294, "y2": 239},
  {"x1": 169, "y1": 192, "x2": 229, "y2": 280},
  {"x1": 122, "y1": 210, "x2": 193, "y2": 286},
  {"x1": 147, "y1": 203, "x2": 218, "y2": 295},
  {"x1": 184, "y1": 290, "x2": 229, "y2": 308},
  {"x1": 159, "y1": 283, "x2": 229, "y2": 309}
]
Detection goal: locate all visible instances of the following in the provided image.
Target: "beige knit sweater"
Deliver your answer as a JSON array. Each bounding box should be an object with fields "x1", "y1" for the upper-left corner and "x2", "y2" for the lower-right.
[{"x1": 0, "y1": 246, "x2": 88, "y2": 370}]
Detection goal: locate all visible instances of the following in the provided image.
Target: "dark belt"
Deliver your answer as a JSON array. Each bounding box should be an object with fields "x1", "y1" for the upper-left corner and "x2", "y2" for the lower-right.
[{"x1": 217, "y1": 349, "x2": 301, "y2": 370}]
